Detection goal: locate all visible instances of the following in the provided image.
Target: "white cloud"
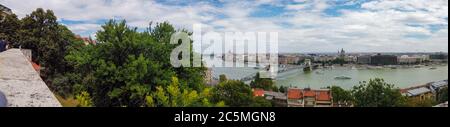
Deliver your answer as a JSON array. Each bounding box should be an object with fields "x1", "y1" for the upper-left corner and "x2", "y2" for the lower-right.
[
  {"x1": 0, "y1": 0, "x2": 447, "y2": 52},
  {"x1": 286, "y1": 0, "x2": 329, "y2": 13},
  {"x1": 63, "y1": 23, "x2": 101, "y2": 34}
]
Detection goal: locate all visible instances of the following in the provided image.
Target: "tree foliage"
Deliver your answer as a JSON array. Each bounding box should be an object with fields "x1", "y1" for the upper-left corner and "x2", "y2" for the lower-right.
[
  {"x1": 76, "y1": 91, "x2": 93, "y2": 107},
  {"x1": 211, "y1": 80, "x2": 253, "y2": 107},
  {"x1": 352, "y1": 78, "x2": 407, "y2": 107},
  {"x1": 219, "y1": 74, "x2": 228, "y2": 83},
  {"x1": 66, "y1": 20, "x2": 207, "y2": 107},
  {"x1": 331, "y1": 86, "x2": 353, "y2": 105},
  {"x1": 278, "y1": 86, "x2": 287, "y2": 93},
  {"x1": 0, "y1": 14, "x2": 20, "y2": 46},
  {"x1": 437, "y1": 87, "x2": 448, "y2": 103},
  {"x1": 18, "y1": 8, "x2": 74, "y2": 74},
  {"x1": 406, "y1": 97, "x2": 436, "y2": 107},
  {"x1": 250, "y1": 72, "x2": 277, "y2": 91},
  {"x1": 211, "y1": 80, "x2": 271, "y2": 107},
  {"x1": 250, "y1": 97, "x2": 272, "y2": 107},
  {"x1": 0, "y1": 8, "x2": 83, "y2": 97},
  {"x1": 146, "y1": 77, "x2": 224, "y2": 107}
]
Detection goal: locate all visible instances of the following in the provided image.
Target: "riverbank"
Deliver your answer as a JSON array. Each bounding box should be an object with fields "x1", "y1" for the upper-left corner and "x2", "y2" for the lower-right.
[{"x1": 312, "y1": 62, "x2": 448, "y2": 71}]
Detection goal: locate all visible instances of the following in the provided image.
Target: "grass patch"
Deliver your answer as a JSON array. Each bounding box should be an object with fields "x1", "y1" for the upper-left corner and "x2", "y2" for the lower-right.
[{"x1": 55, "y1": 95, "x2": 79, "y2": 107}]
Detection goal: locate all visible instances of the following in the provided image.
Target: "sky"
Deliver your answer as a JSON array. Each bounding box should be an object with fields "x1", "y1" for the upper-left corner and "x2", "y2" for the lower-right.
[{"x1": 0, "y1": 0, "x2": 448, "y2": 53}]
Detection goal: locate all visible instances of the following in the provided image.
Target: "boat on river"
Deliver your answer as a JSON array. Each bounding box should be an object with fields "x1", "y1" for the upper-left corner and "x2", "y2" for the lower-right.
[{"x1": 334, "y1": 76, "x2": 352, "y2": 80}]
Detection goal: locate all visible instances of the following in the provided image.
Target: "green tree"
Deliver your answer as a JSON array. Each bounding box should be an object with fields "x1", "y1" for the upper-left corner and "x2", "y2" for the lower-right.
[
  {"x1": 211, "y1": 80, "x2": 271, "y2": 107},
  {"x1": 76, "y1": 91, "x2": 93, "y2": 107},
  {"x1": 148, "y1": 22, "x2": 206, "y2": 91},
  {"x1": 146, "y1": 77, "x2": 223, "y2": 107},
  {"x1": 0, "y1": 14, "x2": 20, "y2": 47},
  {"x1": 406, "y1": 97, "x2": 437, "y2": 107},
  {"x1": 66, "y1": 20, "x2": 207, "y2": 107},
  {"x1": 211, "y1": 80, "x2": 254, "y2": 107},
  {"x1": 278, "y1": 86, "x2": 286, "y2": 93},
  {"x1": 352, "y1": 78, "x2": 407, "y2": 107},
  {"x1": 46, "y1": 25, "x2": 84, "y2": 97},
  {"x1": 250, "y1": 72, "x2": 276, "y2": 91},
  {"x1": 219, "y1": 74, "x2": 228, "y2": 83},
  {"x1": 331, "y1": 86, "x2": 353, "y2": 106},
  {"x1": 437, "y1": 87, "x2": 448, "y2": 103},
  {"x1": 17, "y1": 8, "x2": 79, "y2": 78},
  {"x1": 2, "y1": 8, "x2": 84, "y2": 98},
  {"x1": 250, "y1": 97, "x2": 272, "y2": 107}
]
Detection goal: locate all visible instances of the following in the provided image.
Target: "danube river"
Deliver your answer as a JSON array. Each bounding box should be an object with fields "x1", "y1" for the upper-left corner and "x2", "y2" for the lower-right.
[
  {"x1": 275, "y1": 65, "x2": 448, "y2": 89},
  {"x1": 206, "y1": 58, "x2": 448, "y2": 89}
]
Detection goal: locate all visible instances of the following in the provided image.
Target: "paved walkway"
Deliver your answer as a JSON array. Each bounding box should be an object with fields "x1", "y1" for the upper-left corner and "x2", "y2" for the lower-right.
[{"x1": 0, "y1": 49, "x2": 61, "y2": 107}]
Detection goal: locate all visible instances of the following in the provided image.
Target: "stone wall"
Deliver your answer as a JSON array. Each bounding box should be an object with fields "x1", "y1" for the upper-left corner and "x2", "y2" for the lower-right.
[{"x1": 0, "y1": 49, "x2": 61, "y2": 107}]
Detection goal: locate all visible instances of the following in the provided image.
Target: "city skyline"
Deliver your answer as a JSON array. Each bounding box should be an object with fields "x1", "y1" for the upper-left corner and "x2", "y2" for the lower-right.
[{"x1": 0, "y1": 0, "x2": 448, "y2": 53}]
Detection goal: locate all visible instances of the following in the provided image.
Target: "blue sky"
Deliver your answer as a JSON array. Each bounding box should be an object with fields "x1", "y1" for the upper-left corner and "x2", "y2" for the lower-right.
[{"x1": 1, "y1": 0, "x2": 448, "y2": 53}]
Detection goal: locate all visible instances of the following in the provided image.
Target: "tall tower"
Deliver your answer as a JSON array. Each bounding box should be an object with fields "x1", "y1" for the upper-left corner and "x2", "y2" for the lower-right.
[
  {"x1": 339, "y1": 48, "x2": 345, "y2": 58},
  {"x1": 303, "y1": 59, "x2": 312, "y2": 72}
]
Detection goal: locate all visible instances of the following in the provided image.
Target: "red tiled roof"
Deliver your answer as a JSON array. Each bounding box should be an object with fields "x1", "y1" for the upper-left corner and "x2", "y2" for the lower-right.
[
  {"x1": 31, "y1": 62, "x2": 40, "y2": 72},
  {"x1": 253, "y1": 89, "x2": 265, "y2": 97},
  {"x1": 316, "y1": 91, "x2": 331, "y2": 101},
  {"x1": 303, "y1": 90, "x2": 316, "y2": 97},
  {"x1": 400, "y1": 89, "x2": 408, "y2": 94},
  {"x1": 75, "y1": 35, "x2": 97, "y2": 45},
  {"x1": 287, "y1": 88, "x2": 302, "y2": 99}
]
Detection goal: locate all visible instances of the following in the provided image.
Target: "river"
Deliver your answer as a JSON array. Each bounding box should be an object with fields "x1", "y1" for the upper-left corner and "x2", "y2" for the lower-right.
[
  {"x1": 206, "y1": 58, "x2": 448, "y2": 89},
  {"x1": 275, "y1": 65, "x2": 448, "y2": 89}
]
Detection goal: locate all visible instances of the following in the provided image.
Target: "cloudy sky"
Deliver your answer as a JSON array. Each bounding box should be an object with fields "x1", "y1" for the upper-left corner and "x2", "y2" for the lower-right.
[{"x1": 1, "y1": 0, "x2": 448, "y2": 53}]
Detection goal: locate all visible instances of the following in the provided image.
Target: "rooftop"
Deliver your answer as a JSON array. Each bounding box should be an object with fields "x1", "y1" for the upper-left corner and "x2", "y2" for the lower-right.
[
  {"x1": 287, "y1": 88, "x2": 332, "y2": 101},
  {"x1": 0, "y1": 4, "x2": 12, "y2": 14},
  {"x1": 406, "y1": 87, "x2": 431, "y2": 97},
  {"x1": 0, "y1": 49, "x2": 61, "y2": 107},
  {"x1": 431, "y1": 80, "x2": 448, "y2": 88},
  {"x1": 253, "y1": 89, "x2": 265, "y2": 97},
  {"x1": 75, "y1": 35, "x2": 97, "y2": 45},
  {"x1": 316, "y1": 91, "x2": 332, "y2": 101},
  {"x1": 303, "y1": 90, "x2": 316, "y2": 97},
  {"x1": 287, "y1": 88, "x2": 302, "y2": 99},
  {"x1": 264, "y1": 91, "x2": 287, "y2": 100}
]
